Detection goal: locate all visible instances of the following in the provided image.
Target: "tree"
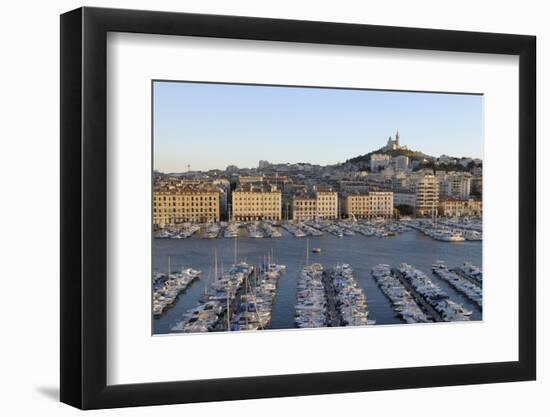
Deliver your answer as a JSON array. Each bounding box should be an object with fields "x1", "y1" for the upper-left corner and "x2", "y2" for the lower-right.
[
  {"x1": 393, "y1": 208, "x2": 400, "y2": 219},
  {"x1": 396, "y1": 204, "x2": 414, "y2": 216}
]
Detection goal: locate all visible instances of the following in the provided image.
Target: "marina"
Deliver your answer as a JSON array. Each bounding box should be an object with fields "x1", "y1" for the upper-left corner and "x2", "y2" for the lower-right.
[
  {"x1": 396, "y1": 263, "x2": 472, "y2": 321},
  {"x1": 295, "y1": 263, "x2": 327, "y2": 328},
  {"x1": 153, "y1": 266, "x2": 201, "y2": 317},
  {"x1": 156, "y1": 219, "x2": 416, "y2": 241},
  {"x1": 327, "y1": 264, "x2": 372, "y2": 326},
  {"x1": 153, "y1": 227, "x2": 482, "y2": 334},
  {"x1": 171, "y1": 262, "x2": 254, "y2": 333},
  {"x1": 230, "y1": 263, "x2": 286, "y2": 330},
  {"x1": 371, "y1": 264, "x2": 432, "y2": 324},
  {"x1": 432, "y1": 261, "x2": 482, "y2": 309},
  {"x1": 453, "y1": 262, "x2": 483, "y2": 285}
]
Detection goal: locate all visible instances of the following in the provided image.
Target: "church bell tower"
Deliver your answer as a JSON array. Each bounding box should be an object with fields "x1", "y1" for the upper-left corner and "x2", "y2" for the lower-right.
[{"x1": 395, "y1": 129, "x2": 400, "y2": 148}]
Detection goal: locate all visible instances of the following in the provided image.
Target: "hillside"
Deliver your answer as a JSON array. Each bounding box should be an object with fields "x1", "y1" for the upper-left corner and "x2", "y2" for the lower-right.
[{"x1": 346, "y1": 147, "x2": 433, "y2": 165}]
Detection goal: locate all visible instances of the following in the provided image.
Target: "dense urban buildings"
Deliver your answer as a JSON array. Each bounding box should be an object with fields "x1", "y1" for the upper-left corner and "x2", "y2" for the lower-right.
[{"x1": 152, "y1": 131, "x2": 482, "y2": 227}]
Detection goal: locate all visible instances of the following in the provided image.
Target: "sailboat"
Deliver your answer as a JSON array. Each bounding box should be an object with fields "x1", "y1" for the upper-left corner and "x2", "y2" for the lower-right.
[{"x1": 199, "y1": 266, "x2": 212, "y2": 302}]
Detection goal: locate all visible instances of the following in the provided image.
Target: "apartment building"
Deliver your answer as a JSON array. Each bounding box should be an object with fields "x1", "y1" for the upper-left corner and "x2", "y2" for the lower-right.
[
  {"x1": 439, "y1": 197, "x2": 483, "y2": 217},
  {"x1": 292, "y1": 189, "x2": 338, "y2": 221},
  {"x1": 344, "y1": 191, "x2": 394, "y2": 219},
  {"x1": 232, "y1": 184, "x2": 282, "y2": 221},
  {"x1": 415, "y1": 175, "x2": 439, "y2": 216},
  {"x1": 153, "y1": 186, "x2": 220, "y2": 227}
]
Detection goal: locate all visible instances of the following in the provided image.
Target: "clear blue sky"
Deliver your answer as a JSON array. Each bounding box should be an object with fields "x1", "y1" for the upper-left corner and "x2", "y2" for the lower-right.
[{"x1": 153, "y1": 81, "x2": 483, "y2": 173}]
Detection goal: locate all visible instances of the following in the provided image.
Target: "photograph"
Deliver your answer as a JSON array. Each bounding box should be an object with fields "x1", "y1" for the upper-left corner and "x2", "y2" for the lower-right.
[{"x1": 152, "y1": 80, "x2": 483, "y2": 335}]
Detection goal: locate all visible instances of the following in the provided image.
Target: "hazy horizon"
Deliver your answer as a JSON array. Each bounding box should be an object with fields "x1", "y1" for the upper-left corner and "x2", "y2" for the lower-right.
[{"x1": 153, "y1": 81, "x2": 483, "y2": 173}]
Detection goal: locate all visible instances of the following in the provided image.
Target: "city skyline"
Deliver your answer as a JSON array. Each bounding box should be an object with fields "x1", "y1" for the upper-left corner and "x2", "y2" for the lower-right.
[{"x1": 153, "y1": 81, "x2": 483, "y2": 173}]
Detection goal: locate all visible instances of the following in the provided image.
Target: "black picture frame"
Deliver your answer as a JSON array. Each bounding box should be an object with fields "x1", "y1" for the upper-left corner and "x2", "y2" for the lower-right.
[{"x1": 60, "y1": 6, "x2": 536, "y2": 410}]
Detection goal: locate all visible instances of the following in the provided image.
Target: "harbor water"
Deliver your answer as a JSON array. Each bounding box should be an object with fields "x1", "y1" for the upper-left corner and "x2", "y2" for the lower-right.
[{"x1": 153, "y1": 228, "x2": 482, "y2": 334}]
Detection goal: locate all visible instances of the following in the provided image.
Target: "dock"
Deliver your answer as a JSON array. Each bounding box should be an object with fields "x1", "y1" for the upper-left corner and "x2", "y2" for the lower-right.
[
  {"x1": 295, "y1": 263, "x2": 370, "y2": 328},
  {"x1": 433, "y1": 267, "x2": 482, "y2": 309},
  {"x1": 452, "y1": 268, "x2": 482, "y2": 286},
  {"x1": 321, "y1": 271, "x2": 341, "y2": 327},
  {"x1": 392, "y1": 268, "x2": 443, "y2": 322}
]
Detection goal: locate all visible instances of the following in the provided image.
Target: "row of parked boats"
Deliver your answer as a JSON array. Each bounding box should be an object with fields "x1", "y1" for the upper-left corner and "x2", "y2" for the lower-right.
[
  {"x1": 294, "y1": 263, "x2": 373, "y2": 329},
  {"x1": 454, "y1": 262, "x2": 483, "y2": 285},
  {"x1": 371, "y1": 264, "x2": 432, "y2": 324},
  {"x1": 171, "y1": 262, "x2": 253, "y2": 333},
  {"x1": 432, "y1": 261, "x2": 482, "y2": 308},
  {"x1": 294, "y1": 264, "x2": 327, "y2": 328},
  {"x1": 246, "y1": 222, "x2": 282, "y2": 239},
  {"x1": 153, "y1": 268, "x2": 201, "y2": 317},
  {"x1": 328, "y1": 264, "x2": 373, "y2": 326},
  {"x1": 397, "y1": 263, "x2": 473, "y2": 321},
  {"x1": 406, "y1": 221, "x2": 465, "y2": 242},
  {"x1": 230, "y1": 264, "x2": 286, "y2": 331},
  {"x1": 282, "y1": 222, "x2": 321, "y2": 237},
  {"x1": 281, "y1": 220, "x2": 407, "y2": 239},
  {"x1": 155, "y1": 224, "x2": 201, "y2": 239},
  {"x1": 438, "y1": 217, "x2": 483, "y2": 232},
  {"x1": 341, "y1": 221, "x2": 408, "y2": 238},
  {"x1": 406, "y1": 220, "x2": 483, "y2": 242}
]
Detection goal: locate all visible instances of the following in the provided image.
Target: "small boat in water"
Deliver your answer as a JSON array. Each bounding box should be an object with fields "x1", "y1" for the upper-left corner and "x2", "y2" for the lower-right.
[{"x1": 311, "y1": 248, "x2": 321, "y2": 253}]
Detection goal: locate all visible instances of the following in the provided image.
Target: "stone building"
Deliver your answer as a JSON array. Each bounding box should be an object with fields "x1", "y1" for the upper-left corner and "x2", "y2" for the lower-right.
[
  {"x1": 344, "y1": 191, "x2": 394, "y2": 219},
  {"x1": 232, "y1": 184, "x2": 282, "y2": 221},
  {"x1": 153, "y1": 186, "x2": 220, "y2": 227}
]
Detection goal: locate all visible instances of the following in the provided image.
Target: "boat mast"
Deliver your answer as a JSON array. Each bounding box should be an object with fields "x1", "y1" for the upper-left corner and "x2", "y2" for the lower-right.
[
  {"x1": 204, "y1": 266, "x2": 211, "y2": 296},
  {"x1": 245, "y1": 271, "x2": 248, "y2": 328},
  {"x1": 226, "y1": 287, "x2": 230, "y2": 331},
  {"x1": 253, "y1": 267, "x2": 261, "y2": 329},
  {"x1": 167, "y1": 255, "x2": 171, "y2": 277},
  {"x1": 214, "y1": 248, "x2": 218, "y2": 286},
  {"x1": 234, "y1": 236, "x2": 237, "y2": 265},
  {"x1": 306, "y1": 239, "x2": 310, "y2": 267}
]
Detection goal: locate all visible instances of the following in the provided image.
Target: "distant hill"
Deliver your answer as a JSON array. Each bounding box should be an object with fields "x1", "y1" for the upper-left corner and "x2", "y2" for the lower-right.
[{"x1": 346, "y1": 147, "x2": 434, "y2": 165}]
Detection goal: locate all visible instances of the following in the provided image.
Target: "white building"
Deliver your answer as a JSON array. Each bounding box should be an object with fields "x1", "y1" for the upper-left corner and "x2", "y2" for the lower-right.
[
  {"x1": 438, "y1": 172, "x2": 471, "y2": 199},
  {"x1": 381, "y1": 129, "x2": 408, "y2": 152},
  {"x1": 370, "y1": 153, "x2": 391, "y2": 172},
  {"x1": 392, "y1": 155, "x2": 409, "y2": 171},
  {"x1": 438, "y1": 154, "x2": 456, "y2": 165}
]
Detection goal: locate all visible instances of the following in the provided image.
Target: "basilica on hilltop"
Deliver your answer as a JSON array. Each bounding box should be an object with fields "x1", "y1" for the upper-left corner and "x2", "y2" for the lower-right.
[{"x1": 381, "y1": 129, "x2": 408, "y2": 152}]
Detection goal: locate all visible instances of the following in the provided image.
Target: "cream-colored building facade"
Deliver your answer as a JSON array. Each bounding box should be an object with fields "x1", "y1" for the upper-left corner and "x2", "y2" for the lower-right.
[
  {"x1": 292, "y1": 191, "x2": 338, "y2": 221},
  {"x1": 439, "y1": 198, "x2": 482, "y2": 217},
  {"x1": 415, "y1": 175, "x2": 439, "y2": 216},
  {"x1": 344, "y1": 191, "x2": 394, "y2": 219},
  {"x1": 153, "y1": 188, "x2": 220, "y2": 227},
  {"x1": 232, "y1": 185, "x2": 282, "y2": 221}
]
